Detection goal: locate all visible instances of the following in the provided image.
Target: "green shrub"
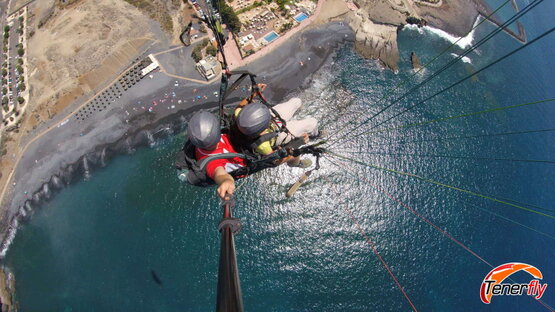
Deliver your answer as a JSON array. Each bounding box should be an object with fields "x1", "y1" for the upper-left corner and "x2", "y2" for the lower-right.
[
  {"x1": 206, "y1": 45, "x2": 217, "y2": 57},
  {"x1": 17, "y1": 48, "x2": 24, "y2": 57},
  {"x1": 279, "y1": 22, "x2": 293, "y2": 33},
  {"x1": 191, "y1": 45, "x2": 203, "y2": 62},
  {"x1": 17, "y1": 96, "x2": 24, "y2": 104},
  {"x1": 236, "y1": 1, "x2": 264, "y2": 14},
  {"x1": 217, "y1": 0, "x2": 241, "y2": 32}
]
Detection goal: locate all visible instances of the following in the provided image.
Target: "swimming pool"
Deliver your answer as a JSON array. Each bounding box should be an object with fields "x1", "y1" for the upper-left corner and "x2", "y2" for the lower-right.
[
  {"x1": 294, "y1": 12, "x2": 309, "y2": 23},
  {"x1": 263, "y1": 31, "x2": 279, "y2": 43}
]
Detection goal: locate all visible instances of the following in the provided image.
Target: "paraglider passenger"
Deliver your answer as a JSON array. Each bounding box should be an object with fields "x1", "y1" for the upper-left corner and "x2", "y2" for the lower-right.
[{"x1": 232, "y1": 85, "x2": 319, "y2": 167}]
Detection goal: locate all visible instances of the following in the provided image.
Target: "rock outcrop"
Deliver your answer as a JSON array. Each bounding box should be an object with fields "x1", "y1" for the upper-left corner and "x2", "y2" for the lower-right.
[
  {"x1": 347, "y1": 0, "x2": 416, "y2": 71},
  {"x1": 349, "y1": 11, "x2": 400, "y2": 71},
  {"x1": 411, "y1": 51, "x2": 422, "y2": 70},
  {"x1": 0, "y1": 267, "x2": 16, "y2": 312},
  {"x1": 346, "y1": 0, "x2": 483, "y2": 70}
]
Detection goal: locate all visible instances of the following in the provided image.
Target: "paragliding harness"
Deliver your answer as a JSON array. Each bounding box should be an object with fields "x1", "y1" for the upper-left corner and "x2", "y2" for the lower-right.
[{"x1": 175, "y1": 70, "x2": 326, "y2": 186}]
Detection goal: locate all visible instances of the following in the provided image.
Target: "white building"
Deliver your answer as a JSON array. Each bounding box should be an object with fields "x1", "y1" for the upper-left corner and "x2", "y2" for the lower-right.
[{"x1": 195, "y1": 55, "x2": 220, "y2": 80}]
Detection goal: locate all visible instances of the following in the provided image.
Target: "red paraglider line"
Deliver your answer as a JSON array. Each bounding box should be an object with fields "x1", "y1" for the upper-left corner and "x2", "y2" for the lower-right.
[
  {"x1": 327, "y1": 156, "x2": 554, "y2": 311},
  {"x1": 323, "y1": 176, "x2": 418, "y2": 312}
]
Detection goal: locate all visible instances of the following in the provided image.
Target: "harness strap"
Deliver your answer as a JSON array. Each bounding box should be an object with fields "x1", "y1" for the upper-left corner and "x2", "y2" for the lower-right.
[
  {"x1": 248, "y1": 132, "x2": 279, "y2": 151},
  {"x1": 198, "y1": 153, "x2": 249, "y2": 171},
  {"x1": 218, "y1": 74, "x2": 229, "y2": 125},
  {"x1": 224, "y1": 72, "x2": 250, "y2": 100},
  {"x1": 283, "y1": 137, "x2": 306, "y2": 150}
]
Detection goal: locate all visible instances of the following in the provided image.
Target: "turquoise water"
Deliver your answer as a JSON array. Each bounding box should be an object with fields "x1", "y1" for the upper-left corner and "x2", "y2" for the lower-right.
[
  {"x1": 5, "y1": 2, "x2": 555, "y2": 311},
  {"x1": 263, "y1": 31, "x2": 279, "y2": 43},
  {"x1": 294, "y1": 13, "x2": 309, "y2": 23}
]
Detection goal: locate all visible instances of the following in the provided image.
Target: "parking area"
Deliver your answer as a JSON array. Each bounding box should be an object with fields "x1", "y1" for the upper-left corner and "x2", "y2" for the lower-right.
[{"x1": 2, "y1": 9, "x2": 27, "y2": 128}]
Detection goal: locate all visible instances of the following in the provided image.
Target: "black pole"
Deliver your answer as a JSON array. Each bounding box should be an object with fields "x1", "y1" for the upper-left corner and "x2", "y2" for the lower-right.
[{"x1": 216, "y1": 197, "x2": 244, "y2": 312}]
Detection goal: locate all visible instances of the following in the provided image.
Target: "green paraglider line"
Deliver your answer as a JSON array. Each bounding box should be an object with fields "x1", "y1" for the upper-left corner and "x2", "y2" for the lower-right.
[
  {"x1": 364, "y1": 127, "x2": 555, "y2": 148},
  {"x1": 323, "y1": 156, "x2": 555, "y2": 311},
  {"x1": 356, "y1": 98, "x2": 555, "y2": 136},
  {"x1": 464, "y1": 201, "x2": 555, "y2": 241},
  {"x1": 340, "y1": 150, "x2": 555, "y2": 165},
  {"x1": 326, "y1": 151, "x2": 555, "y2": 220}
]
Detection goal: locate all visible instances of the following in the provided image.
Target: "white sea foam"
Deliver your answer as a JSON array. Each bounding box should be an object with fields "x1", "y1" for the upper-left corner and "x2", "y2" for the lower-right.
[
  {"x1": 450, "y1": 53, "x2": 472, "y2": 64},
  {"x1": 0, "y1": 218, "x2": 18, "y2": 259},
  {"x1": 404, "y1": 17, "x2": 480, "y2": 49}
]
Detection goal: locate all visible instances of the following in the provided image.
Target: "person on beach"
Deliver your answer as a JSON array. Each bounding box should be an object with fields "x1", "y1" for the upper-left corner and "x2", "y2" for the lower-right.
[
  {"x1": 187, "y1": 111, "x2": 245, "y2": 200},
  {"x1": 230, "y1": 84, "x2": 319, "y2": 168}
]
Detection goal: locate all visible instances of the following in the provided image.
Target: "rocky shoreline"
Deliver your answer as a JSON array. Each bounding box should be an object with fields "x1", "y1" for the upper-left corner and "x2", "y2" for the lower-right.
[
  {"x1": 344, "y1": 0, "x2": 514, "y2": 70},
  {"x1": 0, "y1": 266, "x2": 15, "y2": 312}
]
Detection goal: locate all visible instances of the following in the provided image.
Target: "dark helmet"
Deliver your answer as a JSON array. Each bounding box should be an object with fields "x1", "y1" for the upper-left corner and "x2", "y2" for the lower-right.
[
  {"x1": 187, "y1": 111, "x2": 221, "y2": 149},
  {"x1": 236, "y1": 103, "x2": 271, "y2": 137}
]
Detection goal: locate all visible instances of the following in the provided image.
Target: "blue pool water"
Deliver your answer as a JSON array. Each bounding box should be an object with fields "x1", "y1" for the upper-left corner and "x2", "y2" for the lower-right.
[
  {"x1": 263, "y1": 31, "x2": 279, "y2": 43},
  {"x1": 5, "y1": 0, "x2": 555, "y2": 311},
  {"x1": 294, "y1": 12, "x2": 309, "y2": 23}
]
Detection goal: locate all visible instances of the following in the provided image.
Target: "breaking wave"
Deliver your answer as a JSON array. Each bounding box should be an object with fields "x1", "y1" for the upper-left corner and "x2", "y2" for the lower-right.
[
  {"x1": 404, "y1": 17, "x2": 480, "y2": 49},
  {"x1": 450, "y1": 53, "x2": 472, "y2": 64}
]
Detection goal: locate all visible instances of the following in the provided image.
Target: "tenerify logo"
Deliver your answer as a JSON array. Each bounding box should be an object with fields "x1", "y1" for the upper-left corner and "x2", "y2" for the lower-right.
[{"x1": 480, "y1": 262, "x2": 548, "y2": 304}]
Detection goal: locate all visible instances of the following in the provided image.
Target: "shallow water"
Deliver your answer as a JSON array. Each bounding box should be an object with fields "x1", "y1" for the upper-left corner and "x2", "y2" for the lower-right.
[{"x1": 5, "y1": 2, "x2": 555, "y2": 310}]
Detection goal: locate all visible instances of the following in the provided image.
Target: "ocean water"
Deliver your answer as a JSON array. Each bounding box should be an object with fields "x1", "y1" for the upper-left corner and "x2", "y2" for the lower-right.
[{"x1": 5, "y1": 1, "x2": 555, "y2": 311}]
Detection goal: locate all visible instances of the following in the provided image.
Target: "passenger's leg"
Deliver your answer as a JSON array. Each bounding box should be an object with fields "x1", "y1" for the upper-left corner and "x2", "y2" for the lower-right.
[
  {"x1": 271, "y1": 97, "x2": 302, "y2": 121},
  {"x1": 276, "y1": 117, "x2": 319, "y2": 145}
]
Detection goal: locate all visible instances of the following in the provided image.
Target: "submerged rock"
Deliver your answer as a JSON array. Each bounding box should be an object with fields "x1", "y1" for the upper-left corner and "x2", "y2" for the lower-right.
[{"x1": 411, "y1": 52, "x2": 422, "y2": 70}]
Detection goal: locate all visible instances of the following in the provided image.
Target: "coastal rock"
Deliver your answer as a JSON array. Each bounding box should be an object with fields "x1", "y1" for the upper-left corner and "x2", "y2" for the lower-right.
[
  {"x1": 349, "y1": 11, "x2": 400, "y2": 71},
  {"x1": 0, "y1": 267, "x2": 16, "y2": 312},
  {"x1": 406, "y1": 16, "x2": 427, "y2": 27},
  {"x1": 411, "y1": 52, "x2": 422, "y2": 70},
  {"x1": 346, "y1": 0, "x2": 485, "y2": 70}
]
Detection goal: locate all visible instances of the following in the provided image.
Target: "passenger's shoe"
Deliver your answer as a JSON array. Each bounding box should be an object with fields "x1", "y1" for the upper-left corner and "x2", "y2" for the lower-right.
[
  {"x1": 310, "y1": 129, "x2": 328, "y2": 140},
  {"x1": 296, "y1": 158, "x2": 313, "y2": 169}
]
